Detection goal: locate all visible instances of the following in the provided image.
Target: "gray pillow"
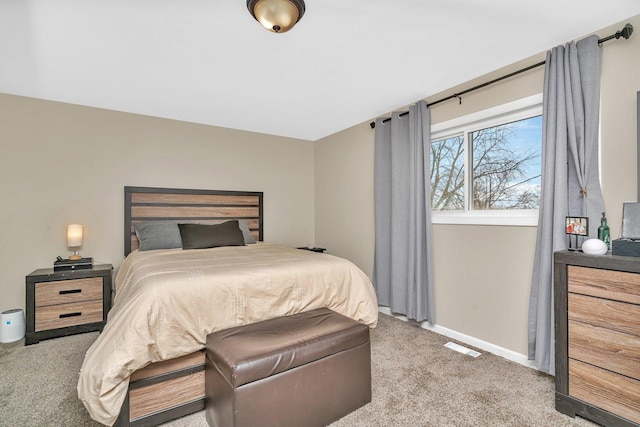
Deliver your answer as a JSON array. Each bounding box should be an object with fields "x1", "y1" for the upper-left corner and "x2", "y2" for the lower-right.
[
  {"x1": 134, "y1": 221, "x2": 188, "y2": 251},
  {"x1": 178, "y1": 221, "x2": 246, "y2": 250},
  {"x1": 238, "y1": 219, "x2": 257, "y2": 244}
]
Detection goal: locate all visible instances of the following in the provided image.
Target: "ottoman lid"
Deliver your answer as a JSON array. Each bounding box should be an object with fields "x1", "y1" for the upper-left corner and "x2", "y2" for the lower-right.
[{"x1": 206, "y1": 308, "x2": 369, "y2": 388}]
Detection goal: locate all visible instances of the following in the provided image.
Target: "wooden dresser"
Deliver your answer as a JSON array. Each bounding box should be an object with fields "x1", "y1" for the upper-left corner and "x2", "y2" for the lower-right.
[
  {"x1": 554, "y1": 251, "x2": 640, "y2": 426},
  {"x1": 25, "y1": 264, "x2": 112, "y2": 345}
]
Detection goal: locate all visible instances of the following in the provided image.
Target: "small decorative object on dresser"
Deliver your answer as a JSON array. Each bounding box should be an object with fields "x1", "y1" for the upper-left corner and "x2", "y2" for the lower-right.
[
  {"x1": 612, "y1": 202, "x2": 640, "y2": 257},
  {"x1": 25, "y1": 264, "x2": 112, "y2": 345},
  {"x1": 597, "y1": 212, "x2": 611, "y2": 249},
  {"x1": 581, "y1": 238, "x2": 608, "y2": 255},
  {"x1": 554, "y1": 250, "x2": 640, "y2": 426},
  {"x1": 565, "y1": 216, "x2": 589, "y2": 251}
]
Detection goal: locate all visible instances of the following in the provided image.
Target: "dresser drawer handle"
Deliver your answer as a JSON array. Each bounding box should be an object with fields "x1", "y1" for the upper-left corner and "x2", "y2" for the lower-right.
[
  {"x1": 59, "y1": 289, "x2": 82, "y2": 295},
  {"x1": 59, "y1": 312, "x2": 82, "y2": 318}
]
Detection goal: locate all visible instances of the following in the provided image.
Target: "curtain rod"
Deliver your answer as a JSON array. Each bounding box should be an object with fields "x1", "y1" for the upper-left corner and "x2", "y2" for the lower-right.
[{"x1": 370, "y1": 23, "x2": 634, "y2": 129}]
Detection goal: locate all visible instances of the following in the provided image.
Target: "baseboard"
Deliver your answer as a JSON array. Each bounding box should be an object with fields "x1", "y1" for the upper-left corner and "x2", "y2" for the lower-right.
[{"x1": 377, "y1": 307, "x2": 537, "y2": 370}]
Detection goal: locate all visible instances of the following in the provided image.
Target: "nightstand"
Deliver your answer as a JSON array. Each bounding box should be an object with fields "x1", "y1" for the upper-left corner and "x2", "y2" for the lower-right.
[
  {"x1": 297, "y1": 247, "x2": 326, "y2": 253},
  {"x1": 25, "y1": 264, "x2": 113, "y2": 345}
]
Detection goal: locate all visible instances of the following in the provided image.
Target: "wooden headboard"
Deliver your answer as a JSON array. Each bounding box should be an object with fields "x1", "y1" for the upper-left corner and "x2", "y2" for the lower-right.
[{"x1": 124, "y1": 186, "x2": 264, "y2": 256}]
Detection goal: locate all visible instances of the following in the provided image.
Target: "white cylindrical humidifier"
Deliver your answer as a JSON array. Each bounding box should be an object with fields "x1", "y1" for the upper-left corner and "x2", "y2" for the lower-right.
[{"x1": 0, "y1": 309, "x2": 25, "y2": 343}]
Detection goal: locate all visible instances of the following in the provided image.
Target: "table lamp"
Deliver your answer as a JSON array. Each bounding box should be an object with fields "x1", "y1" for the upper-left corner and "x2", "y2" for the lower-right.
[{"x1": 67, "y1": 224, "x2": 83, "y2": 260}]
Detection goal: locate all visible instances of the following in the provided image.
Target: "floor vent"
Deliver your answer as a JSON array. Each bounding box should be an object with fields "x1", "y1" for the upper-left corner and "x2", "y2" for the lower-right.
[{"x1": 444, "y1": 341, "x2": 481, "y2": 358}]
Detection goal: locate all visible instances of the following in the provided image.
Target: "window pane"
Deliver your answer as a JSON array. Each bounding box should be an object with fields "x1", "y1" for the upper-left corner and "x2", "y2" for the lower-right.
[
  {"x1": 471, "y1": 116, "x2": 542, "y2": 210},
  {"x1": 430, "y1": 135, "x2": 464, "y2": 210}
]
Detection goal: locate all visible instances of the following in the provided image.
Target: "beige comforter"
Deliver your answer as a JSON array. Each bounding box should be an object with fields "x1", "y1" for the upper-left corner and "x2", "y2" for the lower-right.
[{"x1": 77, "y1": 243, "x2": 378, "y2": 426}]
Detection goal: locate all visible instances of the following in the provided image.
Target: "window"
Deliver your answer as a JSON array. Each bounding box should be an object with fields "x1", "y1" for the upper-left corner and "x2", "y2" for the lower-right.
[
  {"x1": 430, "y1": 95, "x2": 542, "y2": 226},
  {"x1": 431, "y1": 135, "x2": 464, "y2": 210}
]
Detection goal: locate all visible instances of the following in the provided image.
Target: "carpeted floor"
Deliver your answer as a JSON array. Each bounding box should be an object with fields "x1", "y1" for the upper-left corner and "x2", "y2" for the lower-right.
[{"x1": 0, "y1": 313, "x2": 596, "y2": 427}]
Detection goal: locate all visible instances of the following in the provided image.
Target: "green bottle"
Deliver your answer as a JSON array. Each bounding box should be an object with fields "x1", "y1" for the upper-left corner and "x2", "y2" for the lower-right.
[{"x1": 597, "y1": 212, "x2": 610, "y2": 250}]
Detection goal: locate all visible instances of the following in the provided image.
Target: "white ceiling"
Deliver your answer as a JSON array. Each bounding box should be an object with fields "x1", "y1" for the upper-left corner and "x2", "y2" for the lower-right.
[{"x1": 1, "y1": 1, "x2": 639, "y2": 141}]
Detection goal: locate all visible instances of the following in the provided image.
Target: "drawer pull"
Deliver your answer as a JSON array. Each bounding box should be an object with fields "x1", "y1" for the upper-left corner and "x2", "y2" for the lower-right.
[
  {"x1": 59, "y1": 289, "x2": 82, "y2": 295},
  {"x1": 59, "y1": 312, "x2": 82, "y2": 318}
]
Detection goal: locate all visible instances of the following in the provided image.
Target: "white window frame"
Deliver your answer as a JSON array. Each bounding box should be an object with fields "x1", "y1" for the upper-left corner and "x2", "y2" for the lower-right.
[{"x1": 430, "y1": 94, "x2": 543, "y2": 227}]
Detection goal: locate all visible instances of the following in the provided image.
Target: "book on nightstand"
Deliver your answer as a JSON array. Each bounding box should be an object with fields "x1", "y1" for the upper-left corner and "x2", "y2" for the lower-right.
[{"x1": 53, "y1": 257, "x2": 94, "y2": 271}]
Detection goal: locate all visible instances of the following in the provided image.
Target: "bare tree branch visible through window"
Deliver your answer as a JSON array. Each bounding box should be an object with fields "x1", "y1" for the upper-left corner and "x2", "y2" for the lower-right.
[
  {"x1": 430, "y1": 135, "x2": 464, "y2": 210},
  {"x1": 430, "y1": 116, "x2": 542, "y2": 211}
]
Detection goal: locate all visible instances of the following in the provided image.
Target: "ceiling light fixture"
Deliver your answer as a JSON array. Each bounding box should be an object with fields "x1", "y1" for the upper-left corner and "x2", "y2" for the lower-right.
[{"x1": 247, "y1": 0, "x2": 305, "y2": 33}]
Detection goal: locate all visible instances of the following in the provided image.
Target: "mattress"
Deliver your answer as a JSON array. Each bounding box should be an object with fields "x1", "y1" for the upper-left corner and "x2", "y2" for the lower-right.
[{"x1": 77, "y1": 243, "x2": 378, "y2": 425}]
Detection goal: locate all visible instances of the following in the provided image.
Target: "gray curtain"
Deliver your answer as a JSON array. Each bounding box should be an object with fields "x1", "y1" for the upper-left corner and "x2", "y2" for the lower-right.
[
  {"x1": 373, "y1": 100, "x2": 435, "y2": 322},
  {"x1": 528, "y1": 35, "x2": 604, "y2": 375}
]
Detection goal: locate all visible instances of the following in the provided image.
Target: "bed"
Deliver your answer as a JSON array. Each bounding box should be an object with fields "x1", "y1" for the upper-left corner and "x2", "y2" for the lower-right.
[{"x1": 77, "y1": 186, "x2": 379, "y2": 426}]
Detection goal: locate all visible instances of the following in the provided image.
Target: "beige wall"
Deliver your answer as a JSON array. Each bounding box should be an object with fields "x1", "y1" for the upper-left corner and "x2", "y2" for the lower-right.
[
  {"x1": 314, "y1": 123, "x2": 375, "y2": 276},
  {"x1": 0, "y1": 94, "x2": 315, "y2": 313},
  {"x1": 315, "y1": 14, "x2": 640, "y2": 356},
  {"x1": 601, "y1": 16, "x2": 640, "y2": 237}
]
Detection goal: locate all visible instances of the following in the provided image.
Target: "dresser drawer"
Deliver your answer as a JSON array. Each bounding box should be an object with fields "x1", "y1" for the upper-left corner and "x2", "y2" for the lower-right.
[
  {"x1": 569, "y1": 320, "x2": 640, "y2": 380},
  {"x1": 568, "y1": 265, "x2": 640, "y2": 305},
  {"x1": 35, "y1": 277, "x2": 103, "y2": 307},
  {"x1": 569, "y1": 358, "x2": 640, "y2": 424},
  {"x1": 568, "y1": 293, "x2": 640, "y2": 337},
  {"x1": 35, "y1": 300, "x2": 103, "y2": 331}
]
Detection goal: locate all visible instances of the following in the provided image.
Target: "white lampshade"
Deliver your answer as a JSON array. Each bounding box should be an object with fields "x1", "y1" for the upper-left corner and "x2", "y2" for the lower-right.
[{"x1": 67, "y1": 224, "x2": 83, "y2": 247}]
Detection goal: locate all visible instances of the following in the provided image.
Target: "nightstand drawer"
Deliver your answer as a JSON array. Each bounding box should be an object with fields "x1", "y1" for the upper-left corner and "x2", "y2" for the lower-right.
[
  {"x1": 35, "y1": 300, "x2": 103, "y2": 331},
  {"x1": 35, "y1": 277, "x2": 103, "y2": 307}
]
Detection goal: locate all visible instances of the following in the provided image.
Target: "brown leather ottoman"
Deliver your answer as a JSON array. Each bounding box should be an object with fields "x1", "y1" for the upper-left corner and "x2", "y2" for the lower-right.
[{"x1": 205, "y1": 308, "x2": 371, "y2": 427}]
